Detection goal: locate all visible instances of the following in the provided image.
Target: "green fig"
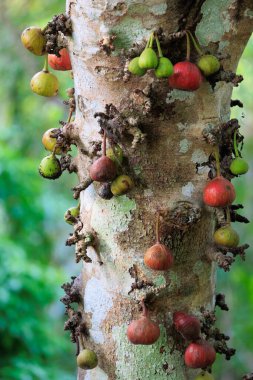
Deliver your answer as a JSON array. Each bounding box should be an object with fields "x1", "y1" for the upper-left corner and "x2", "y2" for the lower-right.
[
  {"x1": 155, "y1": 57, "x2": 173, "y2": 78},
  {"x1": 77, "y1": 349, "x2": 98, "y2": 370},
  {"x1": 64, "y1": 206, "x2": 80, "y2": 225},
  {"x1": 128, "y1": 57, "x2": 146, "y2": 76},
  {"x1": 138, "y1": 48, "x2": 158, "y2": 69},
  {"x1": 106, "y1": 145, "x2": 123, "y2": 167},
  {"x1": 230, "y1": 157, "x2": 249, "y2": 175},
  {"x1": 197, "y1": 54, "x2": 220, "y2": 76},
  {"x1": 42, "y1": 128, "x2": 62, "y2": 154},
  {"x1": 39, "y1": 154, "x2": 62, "y2": 179},
  {"x1": 111, "y1": 175, "x2": 134, "y2": 196},
  {"x1": 21, "y1": 26, "x2": 46, "y2": 56},
  {"x1": 30, "y1": 70, "x2": 59, "y2": 97},
  {"x1": 194, "y1": 371, "x2": 215, "y2": 380},
  {"x1": 214, "y1": 225, "x2": 239, "y2": 248}
]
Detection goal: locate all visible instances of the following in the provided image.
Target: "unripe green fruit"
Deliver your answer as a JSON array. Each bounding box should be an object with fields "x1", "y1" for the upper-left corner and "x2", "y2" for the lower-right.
[
  {"x1": 197, "y1": 54, "x2": 220, "y2": 76},
  {"x1": 30, "y1": 70, "x2": 59, "y2": 97},
  {"x1": 138, "y1": 48, "x2": 158, "y2": 69},
  {"x1": 77, "y1": 349, "x2": 98, "y2": 370},
  {"x1": 106, "y1": 145, "x2": 123, "y2": 167},
  {"x1": 64, "y1": 207, "x2": 80, "y2": 225},
  {"x1": 230, "y1": 157, "x2": 249, "y2": 175},
  {"x1": 194, "y1": 371, "x2": 215, "y2": 380},
  {"x1": 21, "y1": 26, "x2": 46, "y2": 56},
  {"x1": 111, "y1": 175, "x2": 134, "y2": 196},
  {"x1": 214, "y1": 225, "x2": 239, "y2": 248},
  {"x1": 155, "y1": 57, "x2": 174, "y2": 78},
  {"x1": 38, "y1": 154, "x2": 62, "y2": 179},
  {"x1": 128, "y1": 57, "x2": 147, "y2": 76},
  {"x1": 42, "y1": 128, "x2": 62, "y2": 154}
]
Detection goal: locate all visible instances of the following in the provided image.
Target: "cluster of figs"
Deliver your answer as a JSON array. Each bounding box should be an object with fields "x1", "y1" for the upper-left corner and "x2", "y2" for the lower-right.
[
  {"x1": 21, "y1": 24, "x2": 249, "y2": 376},
  {"x1": 128, "y1": 31, "x2": 221, "y2": 90},
  {"x1": 127, "y1": 302, "x2": 215, "y2": 379}
]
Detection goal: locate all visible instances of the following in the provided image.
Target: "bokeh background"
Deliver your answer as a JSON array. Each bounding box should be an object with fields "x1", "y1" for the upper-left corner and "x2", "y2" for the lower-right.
[{"x1": 0, "y1": 1, "x2": 252, "y2": 379}]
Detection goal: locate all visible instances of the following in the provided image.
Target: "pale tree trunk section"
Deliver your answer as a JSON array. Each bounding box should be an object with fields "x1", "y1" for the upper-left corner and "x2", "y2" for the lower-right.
[{"x1": 65, "y1": 1, "x2": 253, "y2": 379}]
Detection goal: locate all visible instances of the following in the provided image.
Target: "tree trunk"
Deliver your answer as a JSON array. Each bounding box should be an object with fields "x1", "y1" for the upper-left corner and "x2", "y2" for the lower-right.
[{"x1": 65, "y1": 1, "x2": 253, "y2": 379}]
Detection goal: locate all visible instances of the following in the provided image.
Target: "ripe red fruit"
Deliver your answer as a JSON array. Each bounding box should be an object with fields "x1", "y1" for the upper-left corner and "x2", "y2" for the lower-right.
[
  {"x1": 185, "y1": 341, "x2": 216, "y2": 369},
  {"x1": 89, "y1": 156, "x2": 117, "y2": 182},
  {"x1": 203, "y1": 176, "x2": 236, "y2": 207},
  {"x1": 144, "y1": 242, "x2": 173, "y2": 271},
  {"x1": 173, "y1": 312, "x2": 201, "y2": 341},
  {"x1": 48, "y1": 48, "x2": 72, "y2": 71},
  {"x1": 127, "y1": 303, "x2": 160, "y2": 345},
  {"x1": 168, "y1": 61, "x2": 203, "y2": 91}
]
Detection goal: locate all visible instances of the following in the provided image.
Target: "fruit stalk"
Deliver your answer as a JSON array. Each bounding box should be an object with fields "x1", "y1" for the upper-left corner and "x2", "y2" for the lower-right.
[
  {"x1": 186, "y1": 32, "x2": 191, "y2": 61},
  {"x1": 233, "y1": 130, "x2": 239, "y2": 157},
  {"x1": 214, "y1": 146, "x2": 221, "y2": 177},
  {"x1": 187, "y1": 31, "x2": 203, "y2": 56},
  {"x1": 43, "y1": 54, "x2": 49, "y2": 72},
  {"x1": 155, "y1": 36, "x2": 163, "y2": 58}
]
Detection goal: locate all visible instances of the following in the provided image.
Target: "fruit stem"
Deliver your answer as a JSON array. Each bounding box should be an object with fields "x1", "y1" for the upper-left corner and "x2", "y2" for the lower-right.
[
  {"x1": 233, "y1": 130, "x2": 240, "y2": 158},
  {"x1": 156, "y1": 212, "x2": 160, "y2": 243},
  {"x1": 149, "y1": 32, "x2": 154, "y2": 48},
  {"x1": 214, "y1": 146, "x2": 221, "y2": 177},
  {"x1": 187, "y1": 31, "x2": 203, "y2": 56},
  {"x1": 79, "y1": 333, "x2": 85, "y2": 350},
  {"x1": 43, "y1": 54, "x2": 49, "y2": 72},
  {"x1": 102, "y1": 131, "x2": 107, "y2": 156},
  {"x1": 186, "y1": 32, "x2": 191, "y2": 61},
  {"x1": 145, "y1": 34, "x2": 152, "y2": 49},
  {"x1": 155, "y1": 36, "x2": 163, "y2": 58},
  {"x1": 67, "y1": 109, "x2": 73, "y2": 124},
  {"x1": 140, "y1": 299, "x2": 148, "y2": 317},
  {"x1": 226, "y1": 206, "x2": 231, "y2": 225}
]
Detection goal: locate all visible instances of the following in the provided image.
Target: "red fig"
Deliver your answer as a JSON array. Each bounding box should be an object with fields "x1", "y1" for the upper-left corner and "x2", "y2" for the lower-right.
[
  {"x1": 168, "y1": 62, "x2": 203, "y2": 91},
  {"x1": 127, "y1": 302, "x2": 160, "y2": 345},
  {"x1": 203, "y1": 176, "x2": 236, "y2": 207},
  {"x1": 185, "y1": 341, "x2": 216, "y2": 369},
  {"x1": 48, "y1": 48, "x2": 72, "y2": 71},
  {"x1": 144, "y1": 243, "x2": 173, "y2": 271},
  {"x1": 173, "y1": 312, "x2": 201, "y2": 341}
]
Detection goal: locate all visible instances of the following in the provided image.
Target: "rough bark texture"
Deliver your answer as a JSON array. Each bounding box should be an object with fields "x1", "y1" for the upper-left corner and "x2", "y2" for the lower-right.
[{"x1": 64, "y1": 1, "x2": 253, "y2": 379}]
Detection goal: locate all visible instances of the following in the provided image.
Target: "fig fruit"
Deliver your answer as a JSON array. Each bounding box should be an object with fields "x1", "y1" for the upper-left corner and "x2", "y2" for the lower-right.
[
  {"x1": 155, "y1": 57, "x2": 173, "y2": 78},
  {"x1": 42, "y1": 128, "x2": 61, "y2": 154},
  {"x1": 21, "y1": 26, "x2": 46, "y2": 56},
  {"x1": 39, "y1": 154, "x2": 62, "y2": 179},
  {"x1": 203, "y1": 176, "x2": 236, "y2": 207},
  {"x1": 89, "y1": 156, "x2": 117, "y2": 182},
  {"x1": 197, "y1": 54, "x2": 220, "y2": 76},
  {"x1": 194, "y1": 371, "x2": 215, "y2": 380},
  {"x1": 77, "y1": 349, "x2": 98, "y2": 370},
  {"x1": 144, "y1": 242, "x2": 173, "y2": 271},
  {"x1": 128, "y1": 57, "x2": 146, "y2": 76},
  {"x1": 30, "y1": 70, "x2": 59, "y2": 97},
  {"x1": 230, "y1": 157, "x2": 249, "y2": 175},
  {"x1": 138, "y1": 48, "x2": 158, "y2": 69},
  {"x1": 185, "y1": 341, "x2": 216, "y2": 369},
  {"x1": 214, "y1": 225, "x2": 239, "y2": 248},
  {"x1": 64, "y1": 206, "x2": 80, "y2": 225},
  {"x1": 168, "y1": 61, "x2": 203, "y2": 91},
  {"x1": 48, "y1": 48, "x2": 72, "y2": 71},
  {"x1": 106, "y1": 145, "x2": 124, "y2": 167},
  {"x1": 111, "y1": 175, "x2": 134, "y2": 196}
]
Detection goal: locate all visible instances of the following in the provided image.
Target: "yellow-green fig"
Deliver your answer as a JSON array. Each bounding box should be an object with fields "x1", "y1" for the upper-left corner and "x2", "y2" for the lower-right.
[
  {"x1": 64, "y1": 206, "x2": 80, "y2": 225},
  {"x1": 111, "y1": 175, "x2": 134, "y2": 196},
  {"x1": 77, "y1": 349, "x2": 98, "y2": 370},
  {"x1": 155, "y1": 57, "x2": 173, "y2": 78},
  {"x1": 21, "y1": 26, "x2": 46, "y2": 56},
  {"x1": 42, "y1": 128, "x2": 62, "y2": 154},
  {"x1": 138, "y1": 48, "x2": 158, "y2": 69},
  {"x1": 128, "y1": 57, "x2": 147, "y2": 76},
  {"x1": 38, "y1": 154, "x2": 62, "y2": 180},
  {"x1": 30, "y1": 70, "x2": 59, "y2": 97},
  {"x1": 230, "y1": 157, "x2": 249, "y2": 175},
  {"x1": 106, "y1": 145, "x2": 123, "y2": 167},
  {"x1": 214, "y1": 225, "x2": 239, "y2": 248},
  {"x1": 194, "y1": 371, "x2": 215, "y2": 380},
  {"x1": 197, "y1": 54, "x2": 220, "y2": 76}
]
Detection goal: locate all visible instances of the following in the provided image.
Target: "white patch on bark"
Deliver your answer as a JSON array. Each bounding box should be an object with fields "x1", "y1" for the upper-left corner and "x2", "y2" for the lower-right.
[
  {"x1": 179, "y1": 139, "x2": 192, "y2": 153},
  {"x1": 84, "y1": 277, "x2": 114, "y2": 344},
  {"x1": 181, "y1": 182, "x2": 195, "y2": 197},
  {"x1": 191, "y1": 149, "x2": 208, "y2": 164},
  {"x1": 166, "y1": 90, "x2": 195, "y2": 104}
]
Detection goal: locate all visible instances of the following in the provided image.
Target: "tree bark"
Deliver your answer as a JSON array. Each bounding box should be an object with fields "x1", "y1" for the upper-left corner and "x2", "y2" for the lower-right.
[{"x1": 65, "y1": 1, "x2": 253, "y2": 379}]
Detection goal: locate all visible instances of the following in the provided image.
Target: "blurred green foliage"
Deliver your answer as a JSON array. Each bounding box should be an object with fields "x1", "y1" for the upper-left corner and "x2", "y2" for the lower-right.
[
  {"x1": 0, "y1": 1, "x2": 252, "y2": 379},
  {"x1": 0, "y1": 1, "x2": 77, "y2": 379}
]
